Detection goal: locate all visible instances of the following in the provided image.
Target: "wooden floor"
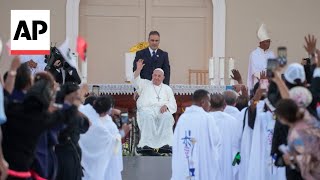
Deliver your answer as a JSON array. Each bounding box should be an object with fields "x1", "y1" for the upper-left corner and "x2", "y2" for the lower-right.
[{"x1": 122, "y1": 156, "x2": 172, "y2": 180}]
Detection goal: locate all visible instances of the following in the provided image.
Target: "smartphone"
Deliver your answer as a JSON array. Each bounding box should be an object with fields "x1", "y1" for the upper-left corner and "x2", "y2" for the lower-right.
[
  {"x1": 277, "y1": 47, "x2": 287, "y2": 59},
  {"x1": 266, "y1": 58, "x2": 279, "y2": 78},
  {"x1": 277, "y1": 47, "x2": 287, "y2": 67},
  {"x1": 120, "y1": 113, "x2": 129, "y2": 124},
  {"x1": 92, "y1": 85, "x2": 100, "y2": 96},
  {"x1": 260, "y1": 79, "x2": 269, "y2": 90}
]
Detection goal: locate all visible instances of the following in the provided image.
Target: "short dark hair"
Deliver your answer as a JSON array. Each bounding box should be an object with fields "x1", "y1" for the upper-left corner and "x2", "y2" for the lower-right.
[
  {"x1": 93, "y1": 95, "x2": 113, "y2": 114},
  {"x1": 55, "y1": 82, "x2": 79, "y2": 104},
  {"x1": 149, "y1": 31, "x2": 160, "y2": 37},
  {"x1": 275, "y1": 99, "x2": 303, "y2": 123},
  {"x1": 84, "y1": 95, "x2": 97, "y2": 106},
  {"x1": 15, "y1": 63, "x2": 32, "y2": 91},
  {"x1": 193, "y1": 89, "x2": 209, "y2": 103},
  {"x1": 210, "y1": 94, "x2": 225, "y2": 109}
]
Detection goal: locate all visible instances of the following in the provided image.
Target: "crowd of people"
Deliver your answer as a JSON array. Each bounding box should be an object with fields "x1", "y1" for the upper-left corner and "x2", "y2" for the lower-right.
[
  {"x1": 0, "y1": 45, "x2": 131, "y2": 180},
  {"x1": 172, "y1": 32, "x2": 320, "y2": 180},
  {"x1": 0, "y1": 28, "x2": 319, "y2": 180}
]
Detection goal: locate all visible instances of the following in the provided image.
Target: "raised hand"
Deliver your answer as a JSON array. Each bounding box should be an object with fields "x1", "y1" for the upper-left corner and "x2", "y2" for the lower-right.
[
  {"x1": 304, "y1": 34, "x2": 317, "y2": 55},
  {"x1": 230, "y1": 69, "x2": 243, "y2": 83},
  {"x1": 260, "y1": 71, "x2": 267, "y2": 80},
  {"x1": 136, "y1": 59, "x2": 145, "y2": 71},
  {"x1": 10, "y1": 56, "x2": 21, "y2": 71}
]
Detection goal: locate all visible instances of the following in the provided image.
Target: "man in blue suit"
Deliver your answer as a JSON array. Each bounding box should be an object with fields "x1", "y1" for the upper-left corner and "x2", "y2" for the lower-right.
[{"x1": 133, "y1": 31, "x2": 171, "y2": 85}]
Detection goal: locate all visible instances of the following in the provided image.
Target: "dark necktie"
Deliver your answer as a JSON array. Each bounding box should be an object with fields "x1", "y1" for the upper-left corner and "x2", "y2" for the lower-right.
[{"x1": 152, "y1": 51, "x2": 156, "y2": 58}]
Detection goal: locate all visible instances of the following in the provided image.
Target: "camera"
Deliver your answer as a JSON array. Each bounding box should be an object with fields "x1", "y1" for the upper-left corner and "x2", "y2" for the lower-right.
[{"x1": 44, "y1": 46, "x2": 65, "y2": 70}]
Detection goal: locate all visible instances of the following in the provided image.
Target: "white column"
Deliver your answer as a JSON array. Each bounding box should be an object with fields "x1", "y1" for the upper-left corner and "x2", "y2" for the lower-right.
[
  {"x1": 214, "y1": 57, "x2": 220, "y2": 85},
  {"x1": 209, "y1": 57, "x2": 215, "y2": 85},
  {"x1": 212, "y1": 0, "x2": 226, "y2": 64},
  {"x1": 229, "y1": 57, "x2": 235, "y2": 85},
  {"x1": 219, "y1": 57, "x2": 225, "y2": 85}
]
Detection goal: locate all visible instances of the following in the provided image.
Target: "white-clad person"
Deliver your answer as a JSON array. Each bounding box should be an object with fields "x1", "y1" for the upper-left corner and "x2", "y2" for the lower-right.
[
  {"x1": 79, "y1": 96, "x2": 130, "y2": 180},
  {"x1": 133, "y1": 59, "x2": 177, "y2": 155},
  {"x1": 247, "y1": 24, "x2": 275, "y2": 92},
  {"x1": 209, "y1": 94, "x2": 242, "y2": 180},
  {"x1": 223, "y1": 90, "x2": 241, "y2": 119},
  {"x1": 171, "y1": 89, "x2": 221, "y2": 180}
]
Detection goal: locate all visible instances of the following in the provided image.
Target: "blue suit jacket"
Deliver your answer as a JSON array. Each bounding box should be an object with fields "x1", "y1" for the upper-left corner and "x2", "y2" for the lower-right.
[{"x1": 133, "y1": 48, "x2": 170, "y2": 85}]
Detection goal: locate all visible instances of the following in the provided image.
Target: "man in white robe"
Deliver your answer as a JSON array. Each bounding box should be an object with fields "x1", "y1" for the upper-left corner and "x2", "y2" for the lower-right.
[
  {"x1": 79, "y1": 96, "x2": 129, "y2": 180},
  {"x1": 171, "y1": 89, "x2": 221, "y2": 180},
  {"x1": 247, "y1": 24, "x2": 275, "y2": 91},
  {"x1": 223, "y1": 90, "x2": 241, "y2": 119},
  {"x1": 209, "y1": 94, "x2": 242, "y2": 180},
  {"x1": 238, "y1": 84, "x2": 267, "y2": 180},
  {"x1": 247, "y1": 104, "x2": 286, "y2": 180},
  {"x1": 133, "y1": 59, "x2": 177, "y2": 154}
]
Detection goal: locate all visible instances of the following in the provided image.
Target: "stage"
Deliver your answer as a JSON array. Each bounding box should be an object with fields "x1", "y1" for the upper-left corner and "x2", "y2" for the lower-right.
[{"x1": 122, "y1": 156, "x2": 172, "y2": 180}]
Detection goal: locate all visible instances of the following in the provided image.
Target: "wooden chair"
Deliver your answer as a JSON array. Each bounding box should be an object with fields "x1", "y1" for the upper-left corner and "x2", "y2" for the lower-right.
[{"x1": 188, "y1": 69, "x2": 209, "y2": 85}]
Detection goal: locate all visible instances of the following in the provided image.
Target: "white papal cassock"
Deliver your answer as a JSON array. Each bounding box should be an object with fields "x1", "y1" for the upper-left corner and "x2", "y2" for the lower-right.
[
  {"x1": 133, "y1": 76, "x2": 177, "y2": 148},
  {"x1": 172, "y1": 105, "x2": 221, "y2": 180},
  {"x1": 209, "y1": 111, "x2": 242, "y2": 180},
  {"x1": 79, "y1": 104, "x2": 123, "y2": 180},
  {"x1": 247, "y1": 47, "x2": 275, "y2": 91}
]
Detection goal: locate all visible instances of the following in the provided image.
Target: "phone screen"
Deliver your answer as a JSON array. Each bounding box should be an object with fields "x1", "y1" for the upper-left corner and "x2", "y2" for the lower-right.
[
  {"x1": 278, "y1": 49, "x2": 287, "y2": 59},
  {"x1": 266, "y1": 58, "x2": 278, "y2": 77},
  {"x1": 92, "y1": 85, "x2": 100, "y2": 95},
  {"x1": 121, "y1": 113, "x2": 129, "y2": 124}
]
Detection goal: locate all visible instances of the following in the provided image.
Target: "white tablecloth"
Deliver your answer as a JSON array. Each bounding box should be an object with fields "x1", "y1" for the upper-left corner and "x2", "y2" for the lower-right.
[{"x1": 89, "y1": 84, "x2": 227, "y2": 95}]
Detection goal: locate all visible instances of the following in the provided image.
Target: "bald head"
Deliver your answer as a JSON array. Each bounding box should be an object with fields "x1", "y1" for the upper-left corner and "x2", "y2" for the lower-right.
[
  {"x1": 210, "y1": 93, "x2": 226, "y2": 110},
  {"x1": 223, "y1": 90, "x2": 238, "y2": 106}
]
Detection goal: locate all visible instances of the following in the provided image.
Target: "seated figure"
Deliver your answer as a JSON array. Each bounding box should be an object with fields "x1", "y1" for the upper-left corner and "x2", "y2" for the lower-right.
[{"x1": 133, "y1": 59, "x2": 177, "y2": 155}]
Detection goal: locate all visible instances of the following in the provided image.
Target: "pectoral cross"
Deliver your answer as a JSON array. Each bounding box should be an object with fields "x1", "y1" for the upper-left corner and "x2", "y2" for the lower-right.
[{"x1": 156, "y1": 96, "x2": 161, "y2": 102}]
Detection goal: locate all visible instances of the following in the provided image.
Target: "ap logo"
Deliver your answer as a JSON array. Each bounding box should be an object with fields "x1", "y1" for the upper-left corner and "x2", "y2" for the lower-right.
[{"x1": 11, "y1": 10, "x2": 50, "y2": 55}]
